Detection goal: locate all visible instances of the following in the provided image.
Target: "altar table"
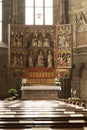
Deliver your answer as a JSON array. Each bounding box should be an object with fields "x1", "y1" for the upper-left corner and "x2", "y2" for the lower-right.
[{"x1": 21, "y1": 85, "x2": 61, "y2": 100}]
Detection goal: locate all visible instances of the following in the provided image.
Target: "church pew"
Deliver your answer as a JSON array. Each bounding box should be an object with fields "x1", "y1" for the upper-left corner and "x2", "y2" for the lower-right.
[
  {"x1": 0, "y1": 100, "x2": 87, "y2": 128},
  {"x1": 0, "y1": 120, "x2": 87, "y2": 128},
  {"x1": 0, "y1": 128, "x2": 85, "y2": 130},
  {"x1": 0, "y1": 111, "x2": 87, "y2": 128},
  {"x1": 63, "y1": 99, "x2": 87, "y2": 107}
]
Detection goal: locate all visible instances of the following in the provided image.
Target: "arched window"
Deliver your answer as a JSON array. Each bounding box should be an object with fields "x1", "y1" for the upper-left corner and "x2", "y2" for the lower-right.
[
  {"x1": 0, "y1": 0, "x2": 2, "y2": 41},
  {"x1": 25, "y1": 0, "x2": 53, "y2": 25}
]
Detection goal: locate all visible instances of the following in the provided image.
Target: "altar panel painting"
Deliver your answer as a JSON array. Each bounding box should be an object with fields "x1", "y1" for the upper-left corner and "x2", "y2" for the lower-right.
[
  {"x1": 10, "y1": 48, "x2": 25, "y2": 68},
  {"x1": 25, "y1": 26, "x2": 54, "y2": 69},
  {"x1": 8, "y1": 24, "x2": 72, "y2": 79},
  {"x1": 55, "y1": 69, "x2": 70, "y2": 78},
  {"x1": 8, "y1": 24, "x2": 25, "y2": 69},
  {"x1": 13, "y1": 69, "x2": 26, "y2": 78},
  {"x1": 55, "y1": 24, "x2": 72, "y2": 69},
  {"x1": 25, "y1": 26, "x2": 54, "y2": 48}
]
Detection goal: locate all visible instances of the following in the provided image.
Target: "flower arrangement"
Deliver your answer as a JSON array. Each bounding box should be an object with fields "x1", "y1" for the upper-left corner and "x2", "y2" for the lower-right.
[
  {"x1": 54, "y1": 78, "x2": 61, "y2": 86},
  {"x1": 6, "y1": 88, "x2": 18, "y2": 101}
]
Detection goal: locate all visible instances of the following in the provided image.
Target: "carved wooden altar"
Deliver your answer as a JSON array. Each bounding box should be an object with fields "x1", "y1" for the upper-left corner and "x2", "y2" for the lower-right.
[{"x1": 8, "y1": 24, "x2": 72, "y2": 99}]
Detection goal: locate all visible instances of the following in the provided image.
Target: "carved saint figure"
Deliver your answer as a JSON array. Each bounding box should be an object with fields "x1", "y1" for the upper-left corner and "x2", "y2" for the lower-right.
[
  {"x1": 47, "y1": 50, "x2": 53, "y2": 68},
  {"x1": 36, "y1": 50, "x2": 44, "y2": 67},
  {"x1": 37, "y1": 33, "x2": 43, "y2": 47},
  {"x1": 27, "y1": 50, "x2": 34, "y2": 67}
]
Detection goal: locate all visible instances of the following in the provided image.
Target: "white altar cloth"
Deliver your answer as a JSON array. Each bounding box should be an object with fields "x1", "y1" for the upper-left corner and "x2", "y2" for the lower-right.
[{"x1": 21, "y1": 85, "x2": 61, "y2": 91}]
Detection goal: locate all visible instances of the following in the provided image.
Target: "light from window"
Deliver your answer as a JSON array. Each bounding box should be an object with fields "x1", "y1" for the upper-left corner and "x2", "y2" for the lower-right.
[
  {"x1": 45, "y1": 8, "x2": 53, "y2": 25},
  {"x1": 25, "y1": 0, "x2": 33, "y2": 6},
  {"x1": 45, "y1": 0, "x2": 53, "y2": 7},
  {"x1": 0, "y1": 0, "x2": 2, "y2": 41},
  {"x1": 0, "y1": 1, "x2": 2, "y2": 20},
  {"x1": 25, "y1": 0, "x2": 53, "y2": 25},
  {"x1": 35, "y1": 0, "x2": 43, "y2": 7},
  {"x1": 25, "y1": 7, "x2": 34, "y2": 25},
  {"x1": 0, "y1": 22, "x2": 2, "y2": 41},
  {"x1": 35, "y1": 8, "x2": 43, "y2": 25}
]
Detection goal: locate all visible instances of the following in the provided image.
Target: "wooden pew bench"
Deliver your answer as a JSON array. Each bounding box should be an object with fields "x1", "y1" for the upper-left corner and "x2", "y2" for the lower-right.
[
  {"x1": 0, "y1": 100, "x2": 87, "y2": 129},
  {"x1": 64, "y1": 98, "x2": 87, "y2": 107}
]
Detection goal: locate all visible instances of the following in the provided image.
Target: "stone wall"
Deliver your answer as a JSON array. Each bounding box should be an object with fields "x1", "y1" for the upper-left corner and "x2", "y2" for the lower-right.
[
  {"x1": 68, "y1": 0, "x2": 87, "y2": 99},
  {"x1": 0, "y1": 0, "x2": 27, "y2": 99},
  {"x1": 0, "y1": 44, "x2": 21, "y2": 99}
]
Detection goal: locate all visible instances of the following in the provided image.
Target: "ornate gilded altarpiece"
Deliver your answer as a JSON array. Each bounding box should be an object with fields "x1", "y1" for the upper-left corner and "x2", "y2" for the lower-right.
[
  {"x1": 8, "y1": 24, "x2": 72, "y2": 79},
  {"x1": 54, "y1": 24, "x2": 72, "y2": 79}
]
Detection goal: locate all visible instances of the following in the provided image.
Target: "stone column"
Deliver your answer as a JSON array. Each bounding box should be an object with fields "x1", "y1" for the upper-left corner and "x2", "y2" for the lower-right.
[
  {"x1": 12, "y1": 0, "x2": 25, "y2": 24},
  {"x1": 59, "y1": 0, "x2": 66, "y2": 24},
  {"x1": 12, "y1": 0, "x2": 18, "y2": 23}
]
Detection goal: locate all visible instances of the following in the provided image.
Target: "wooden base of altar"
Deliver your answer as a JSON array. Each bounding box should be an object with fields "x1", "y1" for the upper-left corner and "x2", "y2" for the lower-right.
[{"x1": 21, "y1": 86, "x2": 61, "y2": 100}]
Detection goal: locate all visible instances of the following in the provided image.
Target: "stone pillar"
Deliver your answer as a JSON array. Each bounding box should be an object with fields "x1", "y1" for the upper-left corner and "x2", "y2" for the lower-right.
[
  {"x1": 59, "y1": 0, "x2": 66, "y2": 24},
  {"x1": 12, "y1": 0, "x2": 18, "y2": 23},
  {"x1": 12, "y1": 0, "x2": 25, "y2": 24}
]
